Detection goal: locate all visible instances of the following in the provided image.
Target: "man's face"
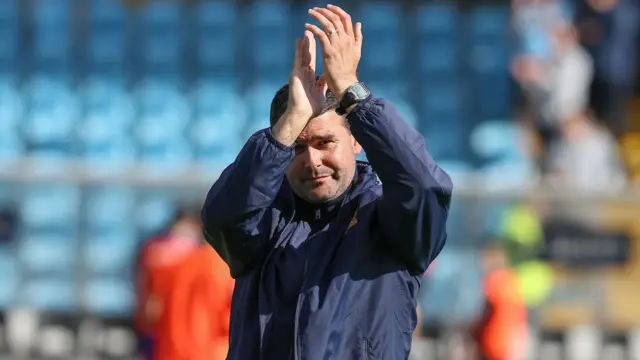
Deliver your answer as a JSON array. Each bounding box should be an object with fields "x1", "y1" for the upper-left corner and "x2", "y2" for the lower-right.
[{"x1": 286, "y1": 111, "x2": 362, "y2": 203}]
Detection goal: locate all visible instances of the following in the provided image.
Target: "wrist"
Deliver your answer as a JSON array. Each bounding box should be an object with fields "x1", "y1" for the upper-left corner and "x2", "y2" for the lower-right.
[{"x1": 333, "y1": 78, "x2": 359, "y2": 102}]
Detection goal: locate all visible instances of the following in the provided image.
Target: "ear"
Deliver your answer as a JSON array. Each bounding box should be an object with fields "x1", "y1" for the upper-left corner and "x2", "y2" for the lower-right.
[{"x1": 351, "y1": 135, "x2": 362, "y2": 155}]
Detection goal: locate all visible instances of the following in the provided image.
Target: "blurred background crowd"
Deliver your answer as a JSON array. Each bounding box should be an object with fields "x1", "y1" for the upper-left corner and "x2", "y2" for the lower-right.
[{"x1": 0, "y1": 0, "x2": 639, "y2": 359}]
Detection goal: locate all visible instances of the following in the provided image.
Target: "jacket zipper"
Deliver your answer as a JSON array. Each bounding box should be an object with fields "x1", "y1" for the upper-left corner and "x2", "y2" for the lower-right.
[
  {"x1": 293, "y1": 210, "x2": 318, "y2": 359},
  {"x1": 363, "y1": 338, "x2": 370, "y2": 360}
]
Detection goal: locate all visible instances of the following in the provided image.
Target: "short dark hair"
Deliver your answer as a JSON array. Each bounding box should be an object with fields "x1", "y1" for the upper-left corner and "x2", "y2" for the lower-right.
[{"x1": 269, "y1": 78, "x2": 340, "y2": 127}]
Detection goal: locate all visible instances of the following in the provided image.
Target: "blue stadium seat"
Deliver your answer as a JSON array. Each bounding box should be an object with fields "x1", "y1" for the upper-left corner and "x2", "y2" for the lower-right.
[
  {"x1": 32, "y1": 0, "x2": 70, "y2": 65},
  {"x1": 470, "y1": 121, "x2": 526, "y2": 161},
  {"x1": 22, "y1": 278, "x2": 76, "y2": 312},
  {"x1": 357, "y1": 2, "x2": 401, "y2": 31},
  {"x1": 81, "y1": 79, "x2": 134, "y2": 130},
  {"x1": 138, "y1": 139, "x2": 194, "y2": 176},
  {"x1": 19, "y1": 233, "x2": 77, "y2": 275},
  {"x1": 468, "y1": 5, "x2": 511, "y2": 39},
  {"x1": 0, "y1": 249, "x2": 19, "y2": 308},
  {"x1": 0, "y1": 82, "x2": 23, "y2": 133},
  {"x1": 85, "y1": 187, "x2": 137, "y2": 234},
  {"x1": 20, "y1": 186, "x2": 81, "y2": 232},
  {"x1": 140, "y1": 2, "x2": 184, "y2": 72},
  {"x1": 249, "y1": 1, "x2": 293, "y2": 72},
  {"x1": 84, "y1": 230, "x2": 138, "y2": 275},
  {"x1": 134, "y1": 81, "x2": 191, "y2": 169},
  {"x1": 88, "y1": 28, "x2": 126, "y2": 66},
  {"x1": 416, "y1": 2, "x2": 458, "y2": 36},
  {"x1": 135, "y1": 81, "x2": 190, "y2": 132},
  {"x1": 88, "y1": 0, "x2": 126, "y2": 73},
  {"x1": 83, "y1": 278, "x2": 134, "y2": 316},
  {"x1": 0, "y1": 0, "x2": 19, "y2": 74},
  {"x1": 357, "y1": 2, "x2": 403, "y2": 76},
  {"x1": 195, "y1": 0, "x2": 237, "y2": 27},
  {"x1": 478, "y1": 160, "x2": 535, "y2": 190},
  {"x1": 468, "y1": 42, "x2": 511, "y2": 74},
  {"x1": 23, "y1": 78, "x2": 79, "y2": 147},
  {"x1": 136, "y1": 195, "x2": 176, "y2": 236},
  {"x1": 418, "y1": 40, "x2": 461, "y2": 75},
  {"x1": 419, "y1": 249, "x2": 484, "y2": 324},
  {"x1": 190, "y1": 81, "x2": 247, "y2": 148},
  {"x1": 90, "y1": 0, "x2": 126, "y2": 24},
  {"x1": 245, "y1": 81, "x2": 282, "y2": 126},
  {"x1": 0, "y1": 132, "x2": 24, "y2": 163},
  {"x1": 195, "y1": 1, "x2": 237, "y2": 69},
  {"x1": 468, "y1": 73, "x2": 512, "y2": 119}
]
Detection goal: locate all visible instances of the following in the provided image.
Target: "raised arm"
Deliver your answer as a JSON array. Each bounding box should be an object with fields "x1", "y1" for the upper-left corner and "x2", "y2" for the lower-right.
[
  {"x1": 201, "y1": 130, "x2": 293, "y2": 278},
  {"x1": 202, "y1": 31, "x2": 331, "y2": 278},
  {"x1": 306, "y1": 5, "x2": 452, "y2": 274},
  {"x1": 349, "y1": 96, "x2": 452, "y2": 274}
]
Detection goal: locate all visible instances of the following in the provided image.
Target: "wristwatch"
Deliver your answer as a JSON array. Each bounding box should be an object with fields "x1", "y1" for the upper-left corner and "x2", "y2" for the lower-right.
[{"x1": 335, "y1": 82, "x2": 371, "y2": 115}]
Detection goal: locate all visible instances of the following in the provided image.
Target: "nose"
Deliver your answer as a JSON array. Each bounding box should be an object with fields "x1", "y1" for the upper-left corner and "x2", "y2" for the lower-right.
[{"x1": 303, "y1": 147, "x2": 323, "y2": 169}]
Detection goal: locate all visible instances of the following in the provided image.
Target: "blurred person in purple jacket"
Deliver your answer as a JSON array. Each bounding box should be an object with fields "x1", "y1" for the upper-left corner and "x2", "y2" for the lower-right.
[{"x1": 201, "y1": 5, "x2": 452, "y2": 360}]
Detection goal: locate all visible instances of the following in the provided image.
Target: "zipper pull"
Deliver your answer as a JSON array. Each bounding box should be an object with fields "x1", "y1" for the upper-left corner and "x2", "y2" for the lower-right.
[{"x1": 315, "y1": 209, "x2": 321, "y2": 220}]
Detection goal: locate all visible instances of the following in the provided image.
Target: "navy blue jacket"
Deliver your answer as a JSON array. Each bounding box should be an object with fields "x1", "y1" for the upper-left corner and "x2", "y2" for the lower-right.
[{"x1": 202, "y1": 95, "x2": 453, "y2": 360}]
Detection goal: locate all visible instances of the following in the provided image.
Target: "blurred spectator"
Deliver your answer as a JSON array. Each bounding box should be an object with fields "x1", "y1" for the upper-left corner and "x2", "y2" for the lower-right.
[
  {"x1": 0, "y1": 207, "x2": 16, "y2": 244},
  {"x1": 576, "y1": 0, "x2": 640, "y2": 137},
  {"x1": 135, "y1": 208, "x2": 233, "y2": 360},
  {"x1": 546, "y1": 112, "x2": 627, "y2": 191},
  {"x1": 512, "y1": 2, "x2": 594, "y2": 168},
  {"x1": 471, "y1": 242, "x2": 528, "y2": 360}
]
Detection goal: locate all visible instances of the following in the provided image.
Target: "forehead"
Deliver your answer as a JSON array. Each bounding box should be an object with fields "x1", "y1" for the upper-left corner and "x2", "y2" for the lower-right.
[{"x1": 298, "y1": 111, "x2": 347, "y2": 141}]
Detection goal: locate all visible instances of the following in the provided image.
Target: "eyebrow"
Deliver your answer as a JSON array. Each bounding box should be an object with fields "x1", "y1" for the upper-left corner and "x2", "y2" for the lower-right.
[{"x1": 295, "y1": 134, "x2": 336, "y2": 145}]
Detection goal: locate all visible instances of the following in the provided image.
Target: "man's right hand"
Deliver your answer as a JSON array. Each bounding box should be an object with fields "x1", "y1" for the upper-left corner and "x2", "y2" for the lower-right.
[{"x1": 272, "y1": 31, "x2": 328, "y2": 147}]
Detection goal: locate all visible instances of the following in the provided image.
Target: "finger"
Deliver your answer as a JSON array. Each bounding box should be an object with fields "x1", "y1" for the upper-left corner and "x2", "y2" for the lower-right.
[
  {"x1": 316, "y1": 74, "x2": 328, "y2": 95},
  {"x1": 292, "y1": 38, "x2": 302, "y2": 70},
  {"x1": 327, "y1": 4, "x2": 353, "y2": 36},
  {"x1": 304, "y1": 30, "x2": 316, "y2": 73},
  {"x1": 313, "y1": 7, "x2": 344, "y2": 35},
  {"x1": 354, "y1": 22, "x2": 363, "y2": 46},
  {"x1": 305, "y1": 23, "x2": 332, "y2": 51},
  {"x1": 308, "y1": 8, "x2": 339, "y2": 39}
]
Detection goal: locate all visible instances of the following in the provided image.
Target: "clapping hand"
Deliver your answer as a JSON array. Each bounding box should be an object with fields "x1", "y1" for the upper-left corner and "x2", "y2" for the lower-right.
[{"x1": 306, "y1": 4, "x2": 362, "y2": 101}]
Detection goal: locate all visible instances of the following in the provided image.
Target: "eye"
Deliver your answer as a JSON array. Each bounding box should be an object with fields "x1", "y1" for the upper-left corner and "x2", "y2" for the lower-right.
[{"x1": 318, "y1": 140, "x2": 333, "y2": 147}]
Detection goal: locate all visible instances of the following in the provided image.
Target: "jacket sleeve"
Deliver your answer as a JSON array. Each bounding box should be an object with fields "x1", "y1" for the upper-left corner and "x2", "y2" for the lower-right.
[
  {"x1": 201, "y1": 129, "x2": 295, "y2": 278},
  {"x1": 347, "y1": 95, "x2": 453, "y2": 275}
]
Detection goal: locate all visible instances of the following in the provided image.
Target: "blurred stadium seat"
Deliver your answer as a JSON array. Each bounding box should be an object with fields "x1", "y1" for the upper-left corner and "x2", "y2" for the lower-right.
[
  {"x1": 20, "y1": 186, "x2": 81, "y2": 232},
  {"x1": 87, "y1": 0, "x2": 127, "y2": 76},
  {"x1": 249, "y1": 0, "x2": 294, "y2": 77},
  {"x1": 22, "y1": 78, "x2": 80, "y2": 153},
  {"x1": 31, "y1": 0, "x2": 71, "y2": 76},
  {"x1": 83, "y1": 278, "x2": 134, "y2": 316},
  {"x1": 0, "y1": 0, "x2": 19, "y2": 77},
  {"x1": 85, "y1": 187, "x2": 137, "y2": 234},
  {"x1": 136, "y1": 195, "x2": 176, "y2": 237},
  {"x1": 19, "y1": 233, "x2": 77, "y2": 275},
  {"x1": 139, "y1": 1, "x2": 184, "y2": 75},
  {"x1": 84, "y1": 229, "x2": 138, "y2": 275},
  {"x1": 357, "y1": 2, "x2": 403, "y2": 80},
  {"x1": 0, "y1": 249, "x2": 19, "y2": 308},
  {"x1": 194, "y1": 1, "x2": 238, "y2": 76},
  {"x1": 21, "y1": 278, "x2": 77, "y2": 312}
]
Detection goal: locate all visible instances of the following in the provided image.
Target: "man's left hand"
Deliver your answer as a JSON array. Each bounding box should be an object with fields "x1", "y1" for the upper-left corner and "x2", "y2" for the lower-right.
[{"x1": 306, "y1": 5, "x2": 362, "y2": 101}]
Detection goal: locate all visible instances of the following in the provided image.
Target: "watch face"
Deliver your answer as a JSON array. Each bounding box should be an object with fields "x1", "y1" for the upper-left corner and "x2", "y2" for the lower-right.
[{"x1": 351, "y1": 84, "x2": 369, "y2": 100}]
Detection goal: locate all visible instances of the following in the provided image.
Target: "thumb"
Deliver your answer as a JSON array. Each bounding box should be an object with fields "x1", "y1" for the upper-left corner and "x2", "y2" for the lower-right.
[{"x1": 316, "y1": 74, "x2": 328, "y2": 95}]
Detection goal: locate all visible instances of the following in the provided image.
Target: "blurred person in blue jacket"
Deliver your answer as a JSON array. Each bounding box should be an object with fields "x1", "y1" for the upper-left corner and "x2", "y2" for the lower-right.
[
  {"x1": 201, "y1": 5, "x2": 452, "y2": 360},
  {"x1": 576, "y1": 0, "x2": 639, "y2": 137}
]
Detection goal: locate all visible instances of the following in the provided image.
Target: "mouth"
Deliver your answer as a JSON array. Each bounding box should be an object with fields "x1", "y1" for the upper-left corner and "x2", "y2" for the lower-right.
[{"x1": 305, "y1": 175, "x2": 331, "y2": 182}]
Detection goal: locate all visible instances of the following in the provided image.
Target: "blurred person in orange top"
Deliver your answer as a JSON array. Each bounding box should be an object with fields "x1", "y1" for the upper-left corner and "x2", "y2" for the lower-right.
[
  {"x1": 471, "y1": 241, "x2": 528, "y2": 360},
  {"x1": 135, "y1": 208, "x2": 234, "y2": 360}
]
